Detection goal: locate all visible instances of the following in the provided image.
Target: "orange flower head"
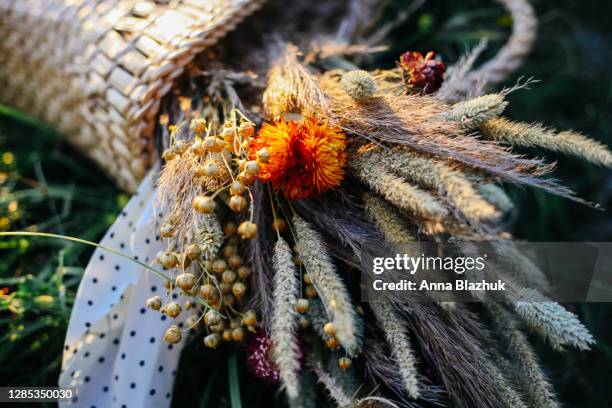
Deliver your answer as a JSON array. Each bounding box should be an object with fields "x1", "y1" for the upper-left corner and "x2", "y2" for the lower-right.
[{"x1": 250, "y1": 117, "x2": 347, "y2": 200}]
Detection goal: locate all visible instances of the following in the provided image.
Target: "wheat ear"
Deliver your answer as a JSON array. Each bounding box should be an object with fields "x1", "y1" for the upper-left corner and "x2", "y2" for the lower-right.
[
  {"x1": 293, "y1": 215, "x2": 360, "y2": 356},
  {"x1": 271, "y1": 237, "x2": 301, "y2": 398}
]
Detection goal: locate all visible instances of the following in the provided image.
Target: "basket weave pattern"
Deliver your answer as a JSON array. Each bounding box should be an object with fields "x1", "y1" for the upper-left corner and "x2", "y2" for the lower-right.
[{"x1": 0, "y1": 0, "x2": 263, "y2": 191}]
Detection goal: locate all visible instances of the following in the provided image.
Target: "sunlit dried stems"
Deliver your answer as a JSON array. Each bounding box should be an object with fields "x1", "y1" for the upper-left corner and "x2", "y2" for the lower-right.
[
  {"x1": 363, "y1": 193, "x2": 415, "y2": 247},
  {"x1": 271, "y1": 237, "x2": 301, "y2": 398},
  {"x1": 293, "y1": 215, "x2": 360, "y2": 356},
  {"x1": 481, "y1": 117, "x2": 612, "y2": 168},
  {"x1": 488, "y1": 303, "x2": 559, "y2": 408},
  {"x1": 370, "y1": 301, "x2": 420, "y2": 399}
]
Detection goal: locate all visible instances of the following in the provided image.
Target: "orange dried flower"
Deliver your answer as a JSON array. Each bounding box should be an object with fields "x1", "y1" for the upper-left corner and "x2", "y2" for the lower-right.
[{"x1": 250, "y1": 117, "x2": 347, "y2": 200}]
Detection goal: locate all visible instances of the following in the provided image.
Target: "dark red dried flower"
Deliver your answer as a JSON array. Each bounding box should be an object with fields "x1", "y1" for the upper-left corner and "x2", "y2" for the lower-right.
[
  {"x1": 399, "y1": 51, "x2": 446, "y2": 94},
  {"x1": 246, "y1": 331, "x2": 280, "y2": 384}
]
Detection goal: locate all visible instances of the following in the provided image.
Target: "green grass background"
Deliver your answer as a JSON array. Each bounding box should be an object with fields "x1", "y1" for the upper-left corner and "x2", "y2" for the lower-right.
[{"x1": 0, "y1": 0, "x2": 611, "y2": 406}]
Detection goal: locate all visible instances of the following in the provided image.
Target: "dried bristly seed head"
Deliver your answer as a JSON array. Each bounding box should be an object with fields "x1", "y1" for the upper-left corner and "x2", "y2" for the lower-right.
[
  {"x1": 227, "y1": 254, "x2": 242, "y2": 269},
  {"x1": 165, "y1": 302, "x2": 182, "y2": 318},
  {"x1": 223, "y1": 293, "x2": 237, "y2": 307},
  {"x1": 193, "y1": 195, "x2": 216, "y2": 214},
  {"x1": 203, "y1": 162, "x2": 221, "y2": 178},
  {"x1": 223, "y1": 245, "x2": 238, "y2": 258},
  {"x1": 238, "y1": 221, "x2": 257, "y2": 239},
  {"x1": 326, "y1": 336, "x2": 339, "y2": 350},
  {"x1": 199, "y1": 283, "x2": 217, "y2": 299},
  {"x1": 244, "y1": 160, "x2": 260, "y2": 176},
  {"x1": 185, "y1": 244, "x2": 201, "y2": 260},
  {"x1": 296, "y1": 298, "x2": 309, "y2": 314},
  {"x1": 162, "y1": 148, "x2": 177, "y2": 161},
  {"x1": 243, "y1": 310, "x2": 257, "y2": 327},
  {"x1": 204, "y1": 310, "x2": 221, "y2": 326},
  {"x1": 323, "y1": 322, "x2": 336, "y2": 336},
  {"x1": 338, "y1": 357, "x2": 352, "y2": 370},
  {"x1": 159, "y1": 223, "x2": 175, "y2": 238},
  {"x1": 164, "y1": 325, "x2": 182, "y2": 344},
  {"x1": 229, "y1": 181, "x2": 246, "y2": 196},
  {"x1": 232, "y1": 327, "x2": 245, "y2": 342},
  {"x1": 341, "y1": 70, "x2": 377, "y2": 102},
  {"x1": 232, "y1": 282, "x2": 247, "y2": 299},
  {"x1": 223, "y1": 222, "x2": 237, "y2": 236},
  {"x1": 204, "y1": 333, "x2": 221, "y2": 349},
  {"x1": 146, "y1": 296, "x2": 163, "y2": 311},
  {"x1": 304, "y1": 284, "x2": 317, "y2": 298},
  {"x1": 222, "y1": 270, "x2": 237, "y2": 284},
  {"x1": 190, "y1": 118, "x2": 207, "y2": 134},
  {"x1": 237, "y1": 266, "x2": 251, "y2": 280},
  {"x1": 299, "y1": 316, "x2": 310, "y2": 329},
  {"x1": 176, "y1": 273, "x2": 197, "y2": 292},
  {"x1": 272, "y1": 219, "x2": 286, "y2": 233},
  {"x1": 229, "y1": 195, "x2": 247, "y2": 213},
  {"x1": 212, "y1": 259, "x2": 227, "y2": 273},
  {"x1": 160, "y1": 252, "x2": 178, "y2": 269},
  {"x1": 256, "y1": 147, "x2": 270, "y2": 164}
]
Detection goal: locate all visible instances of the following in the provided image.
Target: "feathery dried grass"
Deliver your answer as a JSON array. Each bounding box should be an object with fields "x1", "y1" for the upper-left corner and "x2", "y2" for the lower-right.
[
  {"x1": 370, "y1": 301, "x2": 420, "y2": 399},
  {"x1": 442, "y1": 93, "x2": 508, "y2": 130},
  {"x1": 263, "y1": 43, "x2": 329, "y2": 119},
  {"x1": 481, "y1": 117, "x2": 612, "y2": 168},
  {"x1": 510, "y1": 288, "x2": 594, "y2": 351},
  {"x1": 293, "y1": 215, "x2": 360, "y2": 355},
  {"x1": 363, "y1": 147, "x2": 500, "y2": 224},
  {"x1": 309, "y1": 359, "x2": 352, "y2": 408},
  {"x1": 476, "y1": 184, "x2": 514, "y2": 215},
  {"x1": 484, "y1": 358, "x2": 528, "y2": 408},
  {"x1": 488, "y1": 303, "x2": 559, "y2": 408},
  {"x1": 491, "y1": 242, "x2": 550, "y2": 291},
  {"x1": 363, "y1": 193, "x2": 415, "y2": 247},
  {"x1": 271, "y1": 237, "x2": 301, "y2": 398}
]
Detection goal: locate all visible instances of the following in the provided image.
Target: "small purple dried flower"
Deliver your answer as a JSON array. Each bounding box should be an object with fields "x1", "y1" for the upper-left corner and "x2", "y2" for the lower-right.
[{"x1": 399, "y1": 51, "x2": 446, "y2": 94}]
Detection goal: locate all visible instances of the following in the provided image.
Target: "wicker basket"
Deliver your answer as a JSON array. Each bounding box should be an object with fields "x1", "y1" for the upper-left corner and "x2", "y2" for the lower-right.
[{"x1": 0, "y1": 0, "x2": 263, "y2": 192}]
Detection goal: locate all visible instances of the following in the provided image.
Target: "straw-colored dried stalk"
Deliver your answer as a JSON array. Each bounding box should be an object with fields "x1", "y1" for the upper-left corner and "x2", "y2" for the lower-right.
[
  {"x1": 481, "y1": 118, "x2": 612, "y2": 168},
  {"x1": 293, "y1": 215, "x2": 360, "y2": 356},
  {"x1": 363, "y1": 193, "x2": 416, "y2": 247},
  {"x1": 370, "y1": 301, "x2": 420, "y2": 399},
  {"x1": 488, "y1": 304, "x2": 559, "y2": 408},
  {"x1": 442, "y1": 93, "x2": 508, "y2": 130},
  {"x1": 271, "y1": 237, "x2": 301, "y2": 398}
]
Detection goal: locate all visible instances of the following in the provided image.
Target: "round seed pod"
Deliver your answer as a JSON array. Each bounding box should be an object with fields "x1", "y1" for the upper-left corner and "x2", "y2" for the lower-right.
[
  {"x1": 272, "y1": 219, "x2": 286, "y2": 233},
  {"x1": 244, "y1": 160, "x2": 260, "y2": 176},
  {"x1": 185, "y1": 244, "x2": 201, "y2": 260},
  {"x1": 223, "y1": 222, "x2": 237, "y2": 236},
  {"x1": 296, "y1": 298, "x2": 309, "y2": 314},
  {"x1": 304, "y1": 285, "x2": 317, "y2": 298},
  {"x1": 222, "y1": 330, "x2": 233, "y2": 342},
  {"x1": 146, "y1": 296, "x2": 163, "y2": 311},
  {"x1": 176, "y1": 273, "x2": 197, "y2": 292},
  {"x1": 202, "y1": 260, "x2": 213, "y2": 271},
  {"x1": 173, "y1": 140, "x2": 188, "y2": 155},
  {"x1": 232, "y1": 282, "x2": 247, "y2": 299},
  {"x1": 238, "y1": 121, "x2": 254, "y2": 137},
  {"x1": 203, "y1": 136, "x2": 224, "y2": 152},
  {"x1": 199, "y1": 283, "x2": 217, "y2": 299},
  {"x1": 190, "y1": 118, "x2": 207, "y2": 134},
  {"x1": 237, "y1": 266, "x2": 251, "y2": 280},
  {"x1": 204, "y1": 310, "x2": 221, "y2": 326},
  {"x1": 204, "y1": 162, "x2": 220, "y2": 178},
  {"x1": 237, "y1": 221, "x2": 257, "y2": 239},
  {"x1": 193, "y1": 195, "x2": 215, "y2": 214},
  {"x1": 164, "y1": 280, "x2": 172, "y2": 290},
  {"x1": 230, "y1": 318, "x2": 242, "y2": 329},
  {"x1": 256, "y1": 148, "x2": 270, "y2": 164},
  {"x1": 210, "y1": 321, "x2": 225, "y2": 333},
  {"x1": 185, "y1": 314, "x2": 200, "y2": 329},
  {"x1": 338, "y1": 357, "x2": 352, "y2": 370},
  {"x1": 204, "y1": 333, "x2": 221, "y2": 349},
  {"x1": 159, "y1": 223, "x2": 175, "y2": 238},
  {"x1": 229, "y1": 195, "x2": 247, "y2": 213},
  {"x1": 219, "y1": 282, "x2": 233, "y2": 294},
  {"x1": 223, "y1": 294, "x2": 237, "y2": 307},
  {"x1": 227, "y1": 254, "x2": 241, "y2": 269},
  {"x1": 222, "y1": 270, "x2": 237, "y2": 284},
  {"x1": 326, "y1": 336, "x2": 339, "y2": 350},
  {"x1": 228, "y1": 236, "x2": 240, "y2": 246},
  {"x1": 191, "y1": 140, "x2": 206, "y2": 156},
  {"x1": 298, "y1": 317, "x2": 310, "y2": 329},
  {"x1": 223, "y1": 245, "x2": 237, "y2": 258},
  {"x1": 165, "y1": 302, "x2": 182, "y2": 318},
  {"x1": 238, "y1": 171, "x2": 255, "y2": 186},
  {"x1": 164, "y1": 325, "x2": 182, "y2": 344},
  {"x1": 323, "y1": 322, "x2": 336, "y2": 336},
  {"x1": 160, "y1": 252, "x2": 178, "y2": 269},
  {"x1": 303, "y1": 273, "x2": 312, "y2": 285},
  {"x1": 242, "y1": 310, "x2": 257, "y2": 327},
  {"x1": 231, "y1": 327, "x2": 245, "y2": 342},
  {"x1": 229, "y1": 181, "x2": 245, "y2": 196},
  {"x1": 162, "y1": 149, "x2": 177, "y2": 161},
  {"x1": 184, "y1": 300, "x2": 193, "y2": 311},
  {"x1": 212, "y1": 259, "x2": 227, "y2": 274}
]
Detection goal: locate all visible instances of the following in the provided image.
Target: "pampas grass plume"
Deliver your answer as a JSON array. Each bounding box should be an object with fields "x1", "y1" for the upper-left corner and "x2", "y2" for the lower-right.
[{"x1": 271, "y1": 237, "x2": 301, "y2": 398}]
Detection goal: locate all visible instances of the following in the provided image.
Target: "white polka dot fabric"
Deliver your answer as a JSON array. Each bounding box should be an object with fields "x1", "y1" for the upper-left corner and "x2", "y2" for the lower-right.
[{"x1": 59, "y1": 168, "x2": 195, "y2": 407}]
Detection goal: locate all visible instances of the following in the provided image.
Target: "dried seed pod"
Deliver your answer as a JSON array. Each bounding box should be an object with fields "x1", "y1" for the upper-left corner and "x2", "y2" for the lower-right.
[
  {"x1": 237, "y1": 221, "x2": 257, "y2": 239},
  {"x1": 243, "y1": 310, "x2": 257, "y2": 327},
  {"x1": 146, "y1": 296, "x2": 163, "y2": 311},
  {"x1": 341, "y1": 70, "x2": 377, "y2": 102},
  {"x1": 176, "y1": 273, "x2": 197, "y2": 292},
  {"x1": 223, "y1": 222, "x2": 237, "y2": 236},
  {"x1": 162, "y1": 149, "x2": 177, "y2": 161},
  {"x1": 303, "y1": 273, "x2": 312, "y2": 285},
  {"x1": 172, "y1": 140, "x2": 188, "y2": 155},
  {"x1": 193, "y1": 195, "x2": 216, "y2": 214},
  {"x1": 229, "y1": 195, "x2": 247, "y2": 213},
  {"x1": 229, "y1": 181, "x2": 246, "y2": 196},
  {"x1": 164, "y1": 325, "x2": 182, "y2": 344},
  {"x1": 223, "y1": 294, "x2": 237, "y2": 307},
  {"x1": 304, "y1": 285, "x2": 317, "y2": 298},
  {"x1": 190, "y1": 118, "x2": 207, "y2": 134},
  {"x1": 244, "y1": 160, "x2": 260, "y2": 176},
  {"x1": 160, "y1": 252, "x2": 178, "y2": 269},
  {"x1": 210, "y1": 321, "x2": 226, "y2": 333},
  {"x1": 338, "y1": 357, "x2": 352, "y2": 370},
  {"x1": 222, "y1": 270, "x2": 237, "y2": 284},
  {"x1": 230, "y1": 318, "x2": 242, "y2": 329},
  {"x1": 223, "y1": 330, "x2": 233, "y2": 341},
  {"x1": 185, "y1": 314, "x2": 199, "y2": 329},
  {"x1": 203, "y1": 136, "x2": 224, "y2": 152},
  {"x1": 219, "y1": 282, "x2": 233, "y2": 294},
  {"x1": 323, "y1": 322, "x2": 336, "y2": 336},
  {"x1": 296, "y1": 298, "x2": 309, "y2": 314},
  {"x1": 232, "y1": 327, "x2": 245, "y2": 342},
  {"x1": 223, "y1": 245, "x2": 238, "y2": 258},
  {"x1": 185, "y1": 244, "x2": 201, "y2": 260},
  {"x1": 237, "y1": 266, "x2": 251, "y2": 280},
  {"x1": 159, "y1": 223, "x2": 175, "y2": 238},
  {"x1": 191, "y1": 141, "x2": 206, "y2": 156},
  {"x1": 232, "y1": 282, "x2": 247, "y2": 299},
  {"x1": 204, "y1": 162, "x2": 220, "y2": 178},
  {"x1": 256, "y1": 147, "x2": 270, "y2": 163},
  {"x1": 239, "y1": 121, "x2": 255, "y2": 137},
  {"x1": 184, "y1": 300, "x2": 193, "y2": 311},
  {"x1": 199, "y1": 283, "x2": 217, "y2": 299},
  {"x1": 227, "y1": 254, "x2": 242, "y2": 269},
  {"x1": 326, "y1": 336, "x2": 339, "y2": 350},
  {"x1": 299, "y1": 317, "x2": 310, "y2": 329},
  {"x1": 165, "y1": 302, "x2": 182, "y2": 318},
  {"x1": 205, "y1": 310, "x2": 221, "y2": 326},
  {"x1": 212, "y1": 258, "x2": 227, "y2": 274},
  {"x1": 204, "y1": 333, "x2": 221, "y2": 349}
]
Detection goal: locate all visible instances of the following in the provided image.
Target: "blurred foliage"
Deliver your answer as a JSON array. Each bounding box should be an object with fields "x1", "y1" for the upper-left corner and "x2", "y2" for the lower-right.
[{"x1": 0, "y1": 0, "x2": 611, "y2": 407}]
